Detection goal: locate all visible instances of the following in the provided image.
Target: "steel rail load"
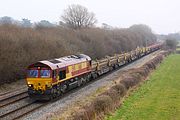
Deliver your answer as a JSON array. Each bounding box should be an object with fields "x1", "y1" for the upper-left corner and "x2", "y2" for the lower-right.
[{"x1": 26, "y1": 43, "x2": 163, "y2": 100}]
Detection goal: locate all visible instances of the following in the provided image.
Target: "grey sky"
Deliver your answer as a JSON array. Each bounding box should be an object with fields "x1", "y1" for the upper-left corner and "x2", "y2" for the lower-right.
[{"x1": 0, "y1": 0, "x2": 179, "y2": 34}]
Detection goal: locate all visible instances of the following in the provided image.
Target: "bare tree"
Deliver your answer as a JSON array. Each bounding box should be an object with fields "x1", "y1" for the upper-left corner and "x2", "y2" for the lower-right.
[{"x1": 61, "y1": 4, "x2": 97, "y2": 29}]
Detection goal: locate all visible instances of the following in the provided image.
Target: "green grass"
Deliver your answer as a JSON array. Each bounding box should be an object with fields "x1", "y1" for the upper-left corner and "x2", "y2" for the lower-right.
[
  {"x1": 176, "y1": 47, "x2": 180, "y2": 50},
  {"x1": 106, "y1": 54, "x2": 180, "y2": 120}
]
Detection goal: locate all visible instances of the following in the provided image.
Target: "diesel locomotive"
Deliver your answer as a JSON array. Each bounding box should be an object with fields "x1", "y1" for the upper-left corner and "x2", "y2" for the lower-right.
[{"x1": 26, "y1": 43, "x2": 162, "y2": 100}]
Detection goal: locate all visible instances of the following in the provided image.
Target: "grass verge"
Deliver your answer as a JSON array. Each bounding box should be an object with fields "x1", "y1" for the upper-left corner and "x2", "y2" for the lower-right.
[
  {"x1": 176, "y1": 47, "x2": 180, "y2": 51},
  {"x1": 106, "y1": 54, "x2": 180, "y2": 120}
]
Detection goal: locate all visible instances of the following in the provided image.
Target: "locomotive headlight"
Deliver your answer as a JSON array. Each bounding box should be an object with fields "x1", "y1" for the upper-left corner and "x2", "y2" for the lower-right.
[{"x1": 28, "y1": 84, "x2": 32, "y2": 87}]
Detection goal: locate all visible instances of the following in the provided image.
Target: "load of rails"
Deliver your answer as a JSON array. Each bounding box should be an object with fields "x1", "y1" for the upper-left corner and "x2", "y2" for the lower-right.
[{"x1": 26, "y1": 43, "x2": 163, "y2": 100}]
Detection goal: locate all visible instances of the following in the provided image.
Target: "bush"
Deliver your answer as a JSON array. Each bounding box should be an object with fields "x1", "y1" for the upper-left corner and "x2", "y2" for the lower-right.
[
  {"x1": 92, "y1": 95, "x2": 113, "y2": 113},
  {"x1": 111, "y1": 83, "x2": 127, "y2": 97},
  {"x1": 120, "y1": 77, "x2": 137, "y2": 89},
  {"x1": 103, "y1": 88, "x2": 119, "y2": 101},
  {"x1": 146, "y1": 61, "x2": 156, "y2": 70},
  {"x1": 129, "y1": 68, "x2": 148, "y2": 79}
]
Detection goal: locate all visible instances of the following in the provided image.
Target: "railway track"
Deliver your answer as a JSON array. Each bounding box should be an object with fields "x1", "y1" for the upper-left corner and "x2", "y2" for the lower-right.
[
  {"x1": 0, "y1": 87, "x2": 50, "y2": 120},
  {"x1": 0, "y1": 89, "x2": 47, "y2": 120},
  {"x1": 0, "y1": 100, "x2": 45, "y2": 120},
  {"x1": 0, "y1": 50, "x2": 161, "y2": 120},
  {"x1": 0, "y1": 87, "x2": 27, "y2": 96},
  {"x1": 0, "y1": 91, "x2": 28, "y2": 107}
]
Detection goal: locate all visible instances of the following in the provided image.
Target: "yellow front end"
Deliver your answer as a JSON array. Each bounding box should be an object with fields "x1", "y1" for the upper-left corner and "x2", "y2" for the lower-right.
[{"x1": 26, "y1": 78, "x2": 52, "y2": 91}]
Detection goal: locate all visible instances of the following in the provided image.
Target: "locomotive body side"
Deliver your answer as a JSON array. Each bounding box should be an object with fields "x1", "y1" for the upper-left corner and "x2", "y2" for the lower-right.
[{"x1": 26, "y1": 54, "x2": 92, "y2": 100}]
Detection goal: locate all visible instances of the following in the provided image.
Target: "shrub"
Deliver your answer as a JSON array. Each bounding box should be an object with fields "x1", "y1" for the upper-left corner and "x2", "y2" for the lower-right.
[
  {"x1": 92, "y1": 95, "x2": 113, "y2": 113},
  {"x1": 111, "y1": 83, "x2": 127, "y2": 97},
  {"x1": 129, "y1": 68, "x2": 148, "y2": 79},
  {"x1": 120, "y1": 77, "x2": 137, "y2": 89},
  {"x1": 103, "y1": 88, "x2": 120, "y2": 103},
  {"x1": 146, "y1": 61, "x2": 156, "y2": 70}
]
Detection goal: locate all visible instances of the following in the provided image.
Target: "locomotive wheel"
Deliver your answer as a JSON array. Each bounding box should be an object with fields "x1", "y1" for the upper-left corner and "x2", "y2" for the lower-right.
[
  {"x1": 51, "y1": 88, "x2": 57, "y2": 98},
  {"x1": 92, "y1": 73, "x2": 98, "y2": 79},
  {"x1": 82, "y1": 77, "x2": 87, "y2": 85},
  {"x1": 61, "y1": 84, "x2": 67, "y2": 93},
  {"x1": 77, "y1": 78, "x2": 83, "y2": 86}
]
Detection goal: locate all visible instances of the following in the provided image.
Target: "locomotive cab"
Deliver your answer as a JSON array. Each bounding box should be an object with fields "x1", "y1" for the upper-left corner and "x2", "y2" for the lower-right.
[
  {"x1": 26, "y1": 54, "x2": 92, "y2": 100},
  {"x1": 26, "y1": 63, "x2": 53, "y2": 98}
]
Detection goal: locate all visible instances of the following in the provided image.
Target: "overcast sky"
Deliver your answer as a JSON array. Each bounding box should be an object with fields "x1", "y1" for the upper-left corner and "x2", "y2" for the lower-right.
[{"x1": 0, "y1": 0, "x2": 179, "y2": 34}]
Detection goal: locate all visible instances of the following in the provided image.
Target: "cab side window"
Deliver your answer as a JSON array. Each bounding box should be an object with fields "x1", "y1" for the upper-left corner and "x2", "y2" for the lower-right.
[
  {"x1": 52, "y1": 70, "x2": 56, "y2": 78},
  {"x1": 59, "y1": 70, "x2": 66, "y2": 80}
]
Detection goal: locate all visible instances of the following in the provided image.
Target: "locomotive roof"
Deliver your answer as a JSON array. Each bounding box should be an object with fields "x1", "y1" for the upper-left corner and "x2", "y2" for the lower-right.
[{"x1": 36, "y1": 54, "x2": 91, "y2": 70}]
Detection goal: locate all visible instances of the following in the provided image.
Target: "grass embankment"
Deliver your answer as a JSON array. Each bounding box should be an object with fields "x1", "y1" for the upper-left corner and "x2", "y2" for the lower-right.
[{"x1": 107, "y1": 54, "x2": 180, "y2": 120}]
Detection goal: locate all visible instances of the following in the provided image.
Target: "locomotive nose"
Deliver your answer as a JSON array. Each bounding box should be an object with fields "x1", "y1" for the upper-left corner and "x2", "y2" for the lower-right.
[
  {"x1": 37, "y1": 83, "x2": 42, "y2": 90},
  {"x1": 35, "y1": 82, "x2": 46, "y2": 91}
]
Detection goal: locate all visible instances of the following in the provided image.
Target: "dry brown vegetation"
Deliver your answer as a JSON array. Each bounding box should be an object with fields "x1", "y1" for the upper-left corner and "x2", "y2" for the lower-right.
[
  {"x1": 0, "y1": 24, "x2": 156, "y2": 84},
  {"x1": 69, "y1": 51, "x2": 171, "y2": 120}
]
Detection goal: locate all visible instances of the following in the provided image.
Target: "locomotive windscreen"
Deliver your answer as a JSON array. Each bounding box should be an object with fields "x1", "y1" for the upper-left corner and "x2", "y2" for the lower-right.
[{"x1": 28, "y1": 70, "x2": 38, "y2": 78}]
